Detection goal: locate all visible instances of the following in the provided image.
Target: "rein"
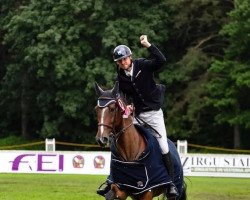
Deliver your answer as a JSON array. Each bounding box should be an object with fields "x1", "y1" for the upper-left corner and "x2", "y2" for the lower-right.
[
  {"x1": 110, "y1": 120, "x2": 133, "y2": 142},
  {"x1": 134, "y1": 116, "x2": 162, "y2": 138}
]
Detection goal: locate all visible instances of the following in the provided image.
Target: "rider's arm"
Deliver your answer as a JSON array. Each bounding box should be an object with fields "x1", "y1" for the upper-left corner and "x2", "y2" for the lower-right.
[{"x1": 140, "y1": 35, "x2": 166, "y2": 71}]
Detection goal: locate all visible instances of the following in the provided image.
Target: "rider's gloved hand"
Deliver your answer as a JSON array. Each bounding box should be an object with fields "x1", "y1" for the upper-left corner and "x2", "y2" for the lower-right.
[{"x1": 140, "y1": 35, "x2": 151, "y2": 48}]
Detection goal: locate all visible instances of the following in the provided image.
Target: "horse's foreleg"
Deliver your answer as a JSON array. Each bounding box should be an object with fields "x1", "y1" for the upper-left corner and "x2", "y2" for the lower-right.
[
  {"x1": 111, "y1": 184, "x2": 128, "y2": 200},
  {"x1": 139, "y1": 190, "x2": 153, "y2": 200}
]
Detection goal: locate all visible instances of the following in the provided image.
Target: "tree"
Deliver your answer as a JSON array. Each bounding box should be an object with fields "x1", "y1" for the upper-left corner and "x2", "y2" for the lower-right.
[
  {"x1": 1, "y1": 0, "x2": 248, "y2": 150},
  {"x1": 159, "y1": 0, "x2": 234, "y2": 143},
  {"x1": 1, "y1": 0, "x2": 170, "y2": 141},
  {"x1": 0, "y1": 0, "x2": 30, "y2": 137},
  {"x1": 1, "y1": 0, "x2": 110, "y2": 139},
  {"x1": 206, "y1": 0, "x2": 250, "y2": 148}
]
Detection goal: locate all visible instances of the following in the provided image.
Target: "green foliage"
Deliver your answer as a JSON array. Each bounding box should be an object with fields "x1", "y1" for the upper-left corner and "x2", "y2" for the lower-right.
[
  {"x1": 0, "y1": 0, "x2": 249, "y2": 149},
  {"x1": 205, "y1": 0, "x2": 250, "y2": 147},
  {"x1": 160, "y1": 0, "x2": 233, "y2": 142},
  {"x1": 0, "y1": 135, "x2": 27, "y2": 146},
  {"x1": 0, "y1": 135, "x2": 44, "y2": 150},
  {"x1": 1, "y1": 0, "x2": 105, "y2": 139},
  {"x1": 0, "y1": 0, "x2": 171, "y2": 141}
]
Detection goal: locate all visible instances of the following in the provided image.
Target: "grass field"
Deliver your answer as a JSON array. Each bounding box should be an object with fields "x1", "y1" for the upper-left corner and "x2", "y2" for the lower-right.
[{"x1": 0, "y1": 174, "x2": 249, "y2": 200}]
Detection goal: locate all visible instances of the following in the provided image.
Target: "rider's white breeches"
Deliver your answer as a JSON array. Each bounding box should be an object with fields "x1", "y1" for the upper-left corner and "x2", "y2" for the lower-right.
[{"x1": 133, "y1": 109, "x2": 169, "y2": 154}]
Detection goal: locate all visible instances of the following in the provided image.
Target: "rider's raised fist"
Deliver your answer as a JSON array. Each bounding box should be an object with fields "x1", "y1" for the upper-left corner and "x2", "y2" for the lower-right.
[{"x1": 140, "y1": 35, "x2": 151, "y2": 48}]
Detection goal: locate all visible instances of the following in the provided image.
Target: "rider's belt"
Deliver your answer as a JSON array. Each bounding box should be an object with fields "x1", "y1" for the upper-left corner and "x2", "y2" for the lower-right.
[{"x1": 141, "y1": 107, "x2": 153, "y2": 112}]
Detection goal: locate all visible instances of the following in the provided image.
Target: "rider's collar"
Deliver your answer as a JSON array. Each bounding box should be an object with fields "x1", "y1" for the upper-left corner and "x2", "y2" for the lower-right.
[{"x1": 124, "y1": 63, "x2": 134, "y2": 77}]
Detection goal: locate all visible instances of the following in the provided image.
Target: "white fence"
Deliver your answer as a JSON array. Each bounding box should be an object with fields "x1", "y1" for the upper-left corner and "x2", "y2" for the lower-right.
[{"x1": 0, "y1": 150, "x2": 249, "y2": 178}]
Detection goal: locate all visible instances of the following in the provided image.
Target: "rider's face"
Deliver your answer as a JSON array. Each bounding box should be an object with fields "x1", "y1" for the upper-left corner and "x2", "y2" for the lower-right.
[{"x1": 116, "y1": 56, "x2": 132, "y2": 71}]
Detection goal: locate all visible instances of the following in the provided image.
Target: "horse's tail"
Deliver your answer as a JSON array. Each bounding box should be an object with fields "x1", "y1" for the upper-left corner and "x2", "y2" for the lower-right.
[{"x1": 179, "y1": 181, "x2": 187, "y2": 200}]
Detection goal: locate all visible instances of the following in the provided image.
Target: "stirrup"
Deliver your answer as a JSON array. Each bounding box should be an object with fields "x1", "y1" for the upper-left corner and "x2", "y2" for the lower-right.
[
  {"x1": 105, "y1": 189, "x2": 116, "y2": 200},
  {"x1": 96, "y1": 182, "x2": 111, "y2": 197},
  {"x1": 167, "y1": 184, "x2": 179, "y2": 198}
]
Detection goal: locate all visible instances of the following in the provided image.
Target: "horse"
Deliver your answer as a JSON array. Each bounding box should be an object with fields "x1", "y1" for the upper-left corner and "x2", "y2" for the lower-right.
[{"x1": 94, "y1": 82, "x2": 186, "y2": 200}]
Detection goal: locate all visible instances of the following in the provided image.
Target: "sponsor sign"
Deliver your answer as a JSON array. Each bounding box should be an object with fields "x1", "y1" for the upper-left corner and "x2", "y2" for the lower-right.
[
  {"x1": 0, "y1": 151, "x2": 110, "y2": 174},
  {"x1": 0, "y1": 151, "x2": 249, "y2": 177},
  {"x1": 181, "y1": 154, "x2": 250, "y2": 178}
]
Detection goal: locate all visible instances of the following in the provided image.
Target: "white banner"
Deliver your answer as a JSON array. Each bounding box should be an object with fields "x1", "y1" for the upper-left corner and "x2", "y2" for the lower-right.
[
  {"x1": 0, "y1": 151, "x2": 249, "y2": 178},
  {"x1": 181, "y1": 153, "x2": 250, "y2": 178},
  {"x1": 0, "y1": 151, "x2": 110, "y2": 174}
]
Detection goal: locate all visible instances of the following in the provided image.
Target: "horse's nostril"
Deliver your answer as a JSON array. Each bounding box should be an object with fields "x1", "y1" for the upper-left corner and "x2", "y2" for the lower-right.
[
  {"x1": 100, "y1": 137, "x2": 109, "y2": 145},
  {"x1": 103, "y1": 137, "x2": 108, "y2": 143},
  {"x1": 96, "y1": 136, "x2": 109, "y2": 147}
]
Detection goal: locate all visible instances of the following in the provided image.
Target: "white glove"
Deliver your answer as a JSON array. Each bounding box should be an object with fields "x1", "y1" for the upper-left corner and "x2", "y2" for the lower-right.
[{"x1": 140, "y1": 35, "x2": 151, "y2": 48}]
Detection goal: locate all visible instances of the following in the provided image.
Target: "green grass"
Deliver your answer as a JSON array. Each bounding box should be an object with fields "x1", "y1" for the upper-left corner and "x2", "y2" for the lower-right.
[
  {"x1": 185, "y1": 177, "x2": 250, "y2": 200},
  {"x1": 0, "y1": 174, "x2": 249, "y2": 200}
]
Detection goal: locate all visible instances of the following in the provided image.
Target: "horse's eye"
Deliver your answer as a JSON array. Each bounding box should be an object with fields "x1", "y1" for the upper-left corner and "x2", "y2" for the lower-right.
[{"x1": 109, "y1": 107, "x2": 115, "y2": 112}]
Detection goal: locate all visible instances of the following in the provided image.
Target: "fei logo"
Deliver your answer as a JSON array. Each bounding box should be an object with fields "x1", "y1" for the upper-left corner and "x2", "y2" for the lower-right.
[{"x1": 10, "y1": 154, "x2": 64, "y2": 172}]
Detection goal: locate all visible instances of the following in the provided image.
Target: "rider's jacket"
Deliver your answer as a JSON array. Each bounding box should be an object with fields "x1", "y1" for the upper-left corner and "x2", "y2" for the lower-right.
[{"x1": 116, "y1": 44, "x2": 166, "y2": 115}]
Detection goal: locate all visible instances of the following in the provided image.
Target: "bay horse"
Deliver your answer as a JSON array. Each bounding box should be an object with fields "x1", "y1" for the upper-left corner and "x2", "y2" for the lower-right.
[{"x1": 95, "y1": 82, "x2": 186, "y2": 200}]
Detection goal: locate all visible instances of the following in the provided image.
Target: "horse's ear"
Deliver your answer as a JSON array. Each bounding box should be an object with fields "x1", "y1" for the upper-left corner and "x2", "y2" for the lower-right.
[
  {"x1": 94, "y1": 82, "x2": 104, "y2": 96},
  {"x1": 111, "y1": 81, "x2": 120, "y2": 98}
]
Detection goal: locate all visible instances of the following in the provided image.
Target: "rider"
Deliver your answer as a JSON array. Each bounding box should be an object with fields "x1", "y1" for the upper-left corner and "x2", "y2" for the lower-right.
[{"x1": 97, "y1": 35, "x2": 178, "y2": 198}]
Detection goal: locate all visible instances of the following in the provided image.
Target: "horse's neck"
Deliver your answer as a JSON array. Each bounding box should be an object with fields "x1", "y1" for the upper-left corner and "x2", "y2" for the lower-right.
[{"x1": 116, "y1": 117, "x2": 146, "y2": 161}]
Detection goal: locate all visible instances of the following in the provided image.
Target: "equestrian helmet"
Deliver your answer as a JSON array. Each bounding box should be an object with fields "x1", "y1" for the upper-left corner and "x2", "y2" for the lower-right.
[{"x1": 113, "y1": 45, "x2": 132, "y2": 62}]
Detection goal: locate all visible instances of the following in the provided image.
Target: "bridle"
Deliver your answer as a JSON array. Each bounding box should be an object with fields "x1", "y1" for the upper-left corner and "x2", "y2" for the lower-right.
[{"x1": 97, "y1": 97, "x2": 133, "y2": 141}]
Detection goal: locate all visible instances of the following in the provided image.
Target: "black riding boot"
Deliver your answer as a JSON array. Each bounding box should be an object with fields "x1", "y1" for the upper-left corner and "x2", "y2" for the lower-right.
[
  {"x1": 162, "y1": 152, "x2": 179, "y2": 197},
  {"x1": 96, "y1": 181, "x2": 111, "y2": 197}
]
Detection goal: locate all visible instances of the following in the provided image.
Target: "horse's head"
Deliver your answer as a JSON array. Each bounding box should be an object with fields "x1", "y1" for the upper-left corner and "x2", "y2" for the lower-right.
[{"x1": 94, "y1": 81, "x2": 128, "y2": 147}]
